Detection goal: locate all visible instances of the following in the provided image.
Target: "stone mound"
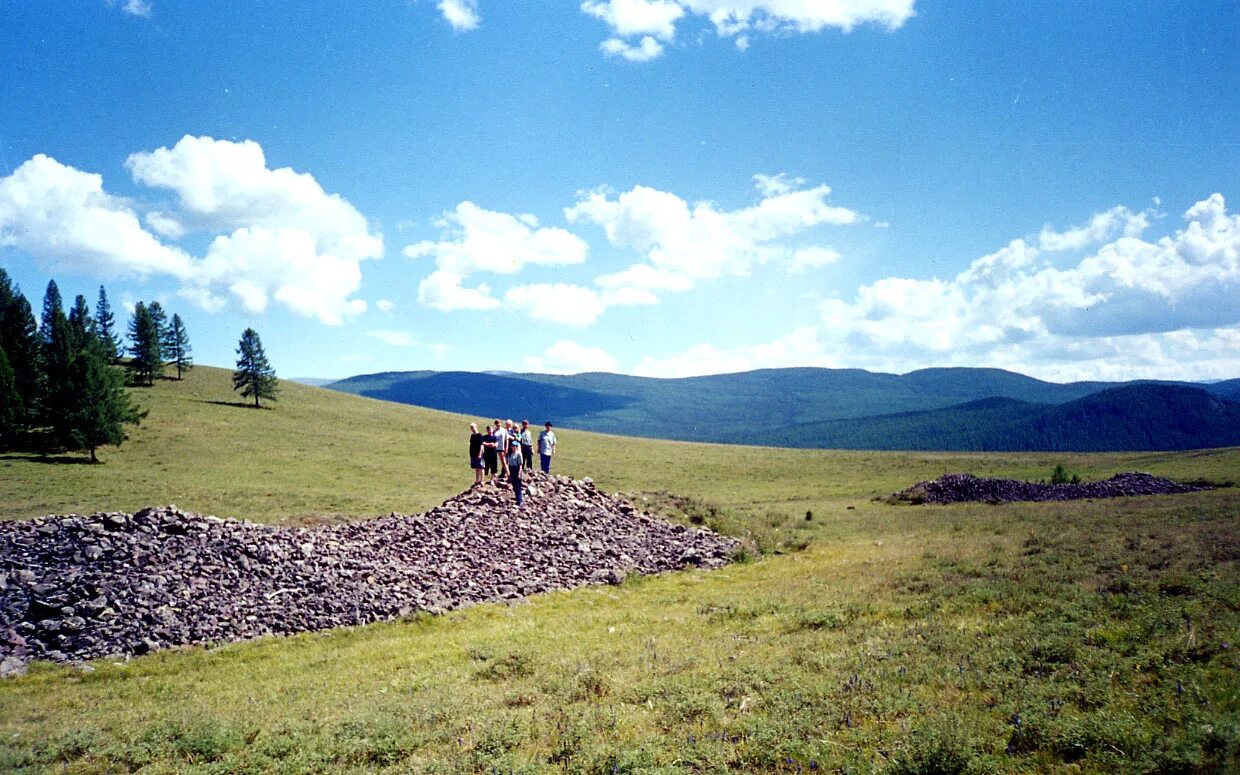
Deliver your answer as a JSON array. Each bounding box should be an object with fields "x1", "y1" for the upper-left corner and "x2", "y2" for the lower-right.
[
  {"x1": 896, "y1": 471, "x2": 1207, "y2": 505},
  {"x1": 0, "y1": 473, "x2": 739, "y2": 670}
]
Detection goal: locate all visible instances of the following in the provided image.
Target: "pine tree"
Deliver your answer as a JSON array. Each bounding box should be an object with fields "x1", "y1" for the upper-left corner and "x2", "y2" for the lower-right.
[
  {"x1": 61, "y1": 336, "x2": 144, "y2": 462},
  {"x1": 0, "y1": 346, "x2": 20, "y2": 448},
  {"x1": 68, "y1": 294, "x2": 95, "y2": 352},
  {"x1": 95, "y1": 285, "x2": 121, "y2": 362},
  {"x1": 163, "y1": 313, "x2": 193, "y2": 379},
  {"x1": 39, "y1": 282, "x2": 75, "y2": 433},
  {"x1": 39, "y1": 279, "x2": 63, "y2": 345},
  {"x1": 233, "y1": 328, "x2": 278, "y2": 407},
  {"x1": 0, "y1": 278, "x2": 40, "y2": 432},
  {"x1": 126, "y1": 302, "x2": 163, "y2": 386},
  {"x1": 148, "y1": 301, "x2": 169, "y2": 346}
]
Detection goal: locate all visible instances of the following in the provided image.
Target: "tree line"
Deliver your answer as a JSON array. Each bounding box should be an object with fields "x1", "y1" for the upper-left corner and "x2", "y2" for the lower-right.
[{"x1": 0, "y1": 271, "x2": 192, "y2": 461}]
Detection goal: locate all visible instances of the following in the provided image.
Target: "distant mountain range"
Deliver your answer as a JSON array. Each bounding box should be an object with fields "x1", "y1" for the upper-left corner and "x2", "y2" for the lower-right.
[{"x1": 325, "y1": 368, "x2": 1240, "y2": 452}]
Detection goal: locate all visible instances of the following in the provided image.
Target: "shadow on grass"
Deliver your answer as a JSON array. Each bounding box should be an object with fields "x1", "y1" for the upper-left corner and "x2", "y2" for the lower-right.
[
  {"x1": 0, "y1": 453, "x2": 96, "y2": 465},
  {"x1": 194, "y1": 400, "x2": 271, "y2": 410}
]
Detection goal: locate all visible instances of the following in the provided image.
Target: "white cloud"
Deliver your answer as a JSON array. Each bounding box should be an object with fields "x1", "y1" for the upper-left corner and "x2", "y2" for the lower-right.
[
  {"x1": 0, "y1": 154, "x2": 195, "y2": 279},
  {"x1": 811, "y1": 193, "x2": 1240, "y2": 378},
  {"x1": 438, "y1": 0, "x2": 480, "y2": 31},
  {"x1": 524, "y1": 340, "x2": 619, "y2": 374},
  {"x1": 502, "y1": 282, "x2": 656, "y2": 327},
  {"x1": 375, "y1": 299, "x2": 395, "y2": 312},
  {"x1": 126, "y1": 135, "x2": 382, "y2": 264},
  {"x1": 634, "y1": 326, "x2": 824, "y2": 377},
  {"x1": 367, "y1": 329, "x2": 416, "y2": 347},
  {"x1": 600, "y1": 35, "x2": 665, "y2": 61},
  {"x1": 1, "y1": 138, "x2": 382, "y2": 326},
  {"x1": 583, "y1": 0, "x2": 684, "y2": 39},
  {"x1": 405, "y1": 201, "x2": 587, "y2": 276},
  {"x1": 569, "y1": 176, "x2": 858, "y2": 294},
  {"x1": 417, "y1": 270, "x2": 500, "y2": 311},
  {"x1": 789, "y1": 246, "x2": 841, "y2": 272},
  {"x1": 107, "y1": 0, "x2": 152, "y2": 18},
  {"x1": 1038, "y1": 204, "x2": 1152, "y2": 252},
  {"x1": 585, "y1": 0, "x2": 915, "y2": 59}
]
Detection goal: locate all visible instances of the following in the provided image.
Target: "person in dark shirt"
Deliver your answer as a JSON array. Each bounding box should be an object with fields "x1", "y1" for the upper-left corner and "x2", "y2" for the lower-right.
[
  {"x1": 468, "y1": 422, "x2": 484, "y2": 486},
  {"x1": 481, "y1": 425, "x2": 499, "y2": 485}
]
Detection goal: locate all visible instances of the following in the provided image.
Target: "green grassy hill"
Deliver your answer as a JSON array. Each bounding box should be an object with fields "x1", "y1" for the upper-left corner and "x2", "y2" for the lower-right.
[{"x1": 2, "y1": 366, "x2": 1238, "y2": 773}]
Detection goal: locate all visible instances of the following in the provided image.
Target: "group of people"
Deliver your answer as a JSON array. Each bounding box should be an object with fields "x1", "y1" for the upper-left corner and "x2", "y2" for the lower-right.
[{"x1": 467, "y1": 419, "x2": 557, "y2": 508}]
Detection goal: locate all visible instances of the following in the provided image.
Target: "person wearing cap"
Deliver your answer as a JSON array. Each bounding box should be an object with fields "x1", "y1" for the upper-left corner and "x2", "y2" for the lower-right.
[
  {"x1": 519, "y1": 420, "x2": 534, "y2": 472},
  {"x1": 506, "y1": 434, "x2": 525, "y2": 508},
  {"x1": 537, "y1": 421, "x2": 556, "y2": 473}
]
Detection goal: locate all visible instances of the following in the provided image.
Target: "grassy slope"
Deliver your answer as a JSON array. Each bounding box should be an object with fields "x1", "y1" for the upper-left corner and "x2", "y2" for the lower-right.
[{"x1": 2, "y1": 366, "x2": 1238, "y2": 773}]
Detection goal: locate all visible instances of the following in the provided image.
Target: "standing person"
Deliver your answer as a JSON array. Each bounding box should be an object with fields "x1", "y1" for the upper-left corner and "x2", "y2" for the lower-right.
[
  {"x1": 468, "y1": 422, "x2": 485, "y2": 485},
  {"x1": 482, "y1": 424, "x2": 499, "y2": 485},
  {"x1": 493, "y1": 419, "x2": 510, "y2": 481},
  {"x1": 538, "y1": 421, "x2": 556, "y2": 473},
  {"x1": 507, "y1": 435, "x2": 525, "y2": 508},
  {"x1": 519, "y1": 420, "x2": 534, "y2": 472}
]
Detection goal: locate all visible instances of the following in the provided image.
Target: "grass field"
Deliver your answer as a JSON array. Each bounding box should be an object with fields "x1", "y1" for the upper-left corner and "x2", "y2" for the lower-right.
[{"x1": 2, "y1": 367, "x2": 1238, "y2": 772}]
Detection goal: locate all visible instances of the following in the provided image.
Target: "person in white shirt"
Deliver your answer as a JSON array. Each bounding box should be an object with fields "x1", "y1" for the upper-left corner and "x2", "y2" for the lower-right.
[{"x1": 537, "y1": 421, "x2": 556, "y2": 473}]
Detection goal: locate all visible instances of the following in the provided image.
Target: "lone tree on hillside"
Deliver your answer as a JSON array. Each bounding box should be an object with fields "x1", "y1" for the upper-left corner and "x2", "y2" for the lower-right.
[
  {"x1": 163, "y1": 313, "x2": 193, "y2": 379},
  {"x1": 126, "y1": 302, "x2": 163, "y2": 386},
  {"x1": 233, "y1": 327, "x2": 278, "y2": 407}
]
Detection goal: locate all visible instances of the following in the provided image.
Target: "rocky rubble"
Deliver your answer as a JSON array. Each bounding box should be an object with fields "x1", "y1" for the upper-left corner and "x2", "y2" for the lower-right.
[
  {"x1": 0, "y1": 473, "x2": 738, "y2": 670},
  {"x1": 896, "y1": 471, "x2": 1208, "y2": 505}
]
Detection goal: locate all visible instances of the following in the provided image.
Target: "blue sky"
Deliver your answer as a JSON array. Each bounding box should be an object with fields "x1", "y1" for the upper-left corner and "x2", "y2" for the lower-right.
[{"x1": 2, "y1": 1, "x2": 1238, "y2": 381}]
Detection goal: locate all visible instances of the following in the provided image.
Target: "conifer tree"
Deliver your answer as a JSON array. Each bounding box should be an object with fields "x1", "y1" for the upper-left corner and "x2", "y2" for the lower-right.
[
  {"x1": 126, "y1": 302, "x2": 163, "y2": 386},
  {"x1": 68, "y1": 294, "x2": 95, "y2": 351},
  {"x1": 39, "y1": 282, "x2": 75, "y2": 430},
  {"x1": 233, "y1": 328, "x2": 278, "y2": 407},
  {"x1": 61, "y1": 336, "x2": 144, "y2": 462},
  {"x1": 95, "y1": 285, "x2": 121, "y2": 362},
  {"x1": 0, "y1": 346, "x2": 20, "y2": 446},
  {"x1": 163, "y1": 313, "x2": 193, "y2": 379},
  {"x1": 0, "y1": 277, "x2": 40, "y2": 431},
  {"x1": 148, "y1": 301, "x2": 169, "y2": 348},
  {"x1": 39, "y1": 279, "x2": 63, "y2": 345}
]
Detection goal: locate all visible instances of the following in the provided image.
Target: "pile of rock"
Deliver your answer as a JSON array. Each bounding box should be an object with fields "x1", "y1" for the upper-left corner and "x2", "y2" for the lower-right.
[
  {"x1": 0, "y1": 474, "x2": 738, "y2": 670},
  {"x1": 896, "y1": 471, "x2": 1207, "y2": 505}
]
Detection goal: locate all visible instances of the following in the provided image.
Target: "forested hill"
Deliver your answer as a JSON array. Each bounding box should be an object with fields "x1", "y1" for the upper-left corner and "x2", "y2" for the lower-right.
[
  {"x1": 326, "y1": 367, "x2": 1240, "y2": 451},
  {"x1": 726, "y1": 385, "x2": 1240, "y2": 452}
]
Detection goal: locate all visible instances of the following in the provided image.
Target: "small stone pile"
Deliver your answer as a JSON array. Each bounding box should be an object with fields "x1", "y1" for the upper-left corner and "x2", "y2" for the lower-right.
[
  {"x1": 0, "y1": 474, "x2": 738, "y2": 670},
  {"x1": 896, "y1": 471, "x2": 1208, "y2": 505}
]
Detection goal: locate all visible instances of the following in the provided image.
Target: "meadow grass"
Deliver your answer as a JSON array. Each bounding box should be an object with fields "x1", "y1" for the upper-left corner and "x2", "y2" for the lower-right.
[{"x1": 1, "y1": 367, "x2": 1237, "y2": 772}]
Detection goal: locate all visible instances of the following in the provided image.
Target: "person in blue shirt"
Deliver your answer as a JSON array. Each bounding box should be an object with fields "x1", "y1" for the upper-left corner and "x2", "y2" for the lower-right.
[{"x1": 506, "y1": 435, "x2": 525, "y2": 508}]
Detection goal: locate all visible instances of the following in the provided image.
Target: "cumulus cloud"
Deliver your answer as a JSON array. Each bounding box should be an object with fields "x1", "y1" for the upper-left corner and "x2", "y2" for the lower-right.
[
  {"x1": 583, "y1": 0, "x2": 684, "y2": 39},
  {"x1": 814, "y1": 193, "x2": 1240, "y2": 378},
  {"x1": 0, "y1": 154, "x2": 195, "y2": 279},
  {"x1": 789, "y1": 246, "x2": 841, "y2": 272},
  {"x1": 375, "y1": 299, "x2": 394, "y2": 312},
  {"x1": 524, "y1": 340, "x2": 619, "y2": 374},
  {"x1": 0, "y1": 138, "x2": 382, "y2": 325},
  {"x1": 417, "y1": 270, "x2": 500, "y2": 311},
  {"x1": 438, "y1": 0, "x2": 480, "y2": 31},
  {"x1": 584, "y1": 0, "x2": 915, "y2": 59},
  {"x1": 502, "y1": 282, "x2": 656, "y2": 327},
  {"x1": 406, "y1": 201, "x2": 588, "y2": 313},
  {"x1": 405, "y1": 202, "x2": 587, "y2": 277},
  {"x1": 568, "y1": 175, "x2": 858, "y2": 294},
  {"x1": 600, "y1": 36, "x2": 665, "y2": 62}
]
